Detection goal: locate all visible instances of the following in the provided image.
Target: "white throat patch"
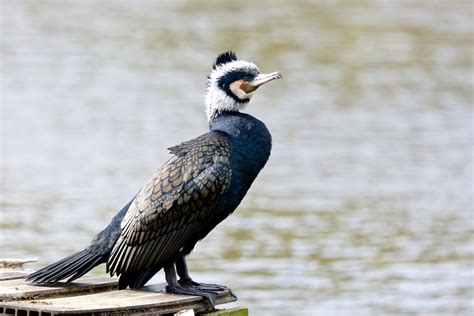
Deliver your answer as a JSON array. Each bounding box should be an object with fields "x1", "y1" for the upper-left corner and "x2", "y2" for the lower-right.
[{"x1": 205, "y1": 60, "x2": 259, "y2": 121}]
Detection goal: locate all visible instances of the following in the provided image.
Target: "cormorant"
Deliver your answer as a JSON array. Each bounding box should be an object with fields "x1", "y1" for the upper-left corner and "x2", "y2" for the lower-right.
[{"x1": 26, "y1": 51, "x2": 282, "y2": 306}]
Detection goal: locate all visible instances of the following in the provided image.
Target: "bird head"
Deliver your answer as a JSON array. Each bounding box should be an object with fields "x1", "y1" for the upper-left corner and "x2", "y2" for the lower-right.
[{"x1": 205, "y1": 51, "x2": 282, "y2": 121}]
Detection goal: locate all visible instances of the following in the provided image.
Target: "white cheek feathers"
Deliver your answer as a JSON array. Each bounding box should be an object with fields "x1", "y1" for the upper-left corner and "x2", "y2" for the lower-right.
[
  {"x1": 205, "y1": 60, "x2": 259, "y2": 121},
  {"x1": 204, "y1": 53, "x2": 281, "y2": 122},
  {"x1": 205, "y1": 82, "x2": 249, "y2": 121},
  {"x1": 229, "y1": 80, "x2": 254, "y2": 101}
]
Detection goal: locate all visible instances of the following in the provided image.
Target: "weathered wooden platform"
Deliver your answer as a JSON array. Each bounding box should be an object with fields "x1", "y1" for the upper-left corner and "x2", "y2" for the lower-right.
[{"x1": 0, "y1": 273, "x2": 239, "y2": 315}]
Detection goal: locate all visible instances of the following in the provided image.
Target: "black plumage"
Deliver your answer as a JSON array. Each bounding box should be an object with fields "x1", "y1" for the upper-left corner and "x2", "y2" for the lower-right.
[
  {"x1": 213, "y1": 51, "x2": 238, "y2": 69},
  {"x1": 109, "y1": 132, "x2": 232, "y2": 288},
  {"x1": 27, "y1": 51, "x2": 281, "y2": 306}
]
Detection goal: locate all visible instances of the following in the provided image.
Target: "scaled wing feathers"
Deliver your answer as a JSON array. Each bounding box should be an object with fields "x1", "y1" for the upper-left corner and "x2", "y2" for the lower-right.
[{"x1": 107, "y1": 132, "x2": 231, "y2": 276}]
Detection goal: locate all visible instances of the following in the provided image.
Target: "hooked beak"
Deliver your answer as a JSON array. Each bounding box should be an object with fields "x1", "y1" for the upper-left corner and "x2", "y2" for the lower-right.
[{"x1": 243, "y1": 71, "x2": 283, "y2": 93}]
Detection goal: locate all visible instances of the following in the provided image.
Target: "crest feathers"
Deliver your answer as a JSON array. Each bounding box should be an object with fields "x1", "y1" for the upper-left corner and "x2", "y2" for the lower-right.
[{"x1": 213, "y1": 51, "x2": 238, "y2": 69}]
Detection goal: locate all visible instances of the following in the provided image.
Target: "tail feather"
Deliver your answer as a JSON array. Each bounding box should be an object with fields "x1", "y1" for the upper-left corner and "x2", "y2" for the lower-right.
[
  {"x1": 26, "y1": 248, "x2": 106, "y2": 284},
  {"x1": 26, "y1": 198, "x2": 135, "y2": 285}
]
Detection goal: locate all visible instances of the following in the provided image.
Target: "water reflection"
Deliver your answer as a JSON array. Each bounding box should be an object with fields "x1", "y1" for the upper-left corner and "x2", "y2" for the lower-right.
[{"x1": 1, "y1": 0, "x2": 472, "y2": 315}]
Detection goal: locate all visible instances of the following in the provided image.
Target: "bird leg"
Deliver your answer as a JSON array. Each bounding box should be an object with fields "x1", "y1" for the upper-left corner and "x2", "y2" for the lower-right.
[
  {"x1": 164, "y1": 262, "x2": 217, "y2": 308},
  {"x1": 175, "y1": 253, "x2": 237, "y2": 298}
]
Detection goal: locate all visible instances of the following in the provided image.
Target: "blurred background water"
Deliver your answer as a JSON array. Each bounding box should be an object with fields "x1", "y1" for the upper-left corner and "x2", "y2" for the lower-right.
[{"x1": 1, "y1": 0, "x2": 473, "y2": 315}]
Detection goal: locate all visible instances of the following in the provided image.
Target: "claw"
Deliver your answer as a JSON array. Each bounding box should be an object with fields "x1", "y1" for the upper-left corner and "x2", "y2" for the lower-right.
[
  {"x1": 172, "y1": 255, "x2": 237, "y2": 305},
  {"x1": 167, "y1": 284, "x2": 217, "y2": 307},
  {"x1": 178, "y1": 278, "x2": 237, "y2": 298}
]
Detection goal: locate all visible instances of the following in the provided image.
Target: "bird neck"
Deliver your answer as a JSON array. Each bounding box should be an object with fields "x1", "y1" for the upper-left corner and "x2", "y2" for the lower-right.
[
  {"x1": 209, "y1": 111, "x2": 272, "y2": 169},
  {"x1": 209, "y1": 111, "x2": 268, "y2": 138},
  {"x1": 205, "y1": 87, "x2": 249, "y2": 121}
]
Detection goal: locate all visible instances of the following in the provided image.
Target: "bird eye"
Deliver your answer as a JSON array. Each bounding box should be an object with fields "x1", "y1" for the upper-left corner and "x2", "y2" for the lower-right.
[{"x1": 242, "y1": 75, "x2": 252, "y2": 81}]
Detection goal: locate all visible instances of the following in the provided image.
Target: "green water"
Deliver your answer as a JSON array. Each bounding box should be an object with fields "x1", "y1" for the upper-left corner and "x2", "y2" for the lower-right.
[{"x1": 1, "y1": 1, "x2": 472, "y2": 315}]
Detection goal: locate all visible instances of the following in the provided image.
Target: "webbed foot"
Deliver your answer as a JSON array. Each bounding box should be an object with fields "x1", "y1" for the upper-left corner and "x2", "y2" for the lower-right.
[
  {"x1": 166, "y1": 283, "x2": 217, "y2": 307},
  {"x1": 178, "y1": 277, "x2": 237, "y2": 299}
]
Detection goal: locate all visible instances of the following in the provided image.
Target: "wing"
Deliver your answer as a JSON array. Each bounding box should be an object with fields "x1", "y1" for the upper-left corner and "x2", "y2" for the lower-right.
[{"x1": 107, "y1": 131, "x2": 232, "y2": 277}]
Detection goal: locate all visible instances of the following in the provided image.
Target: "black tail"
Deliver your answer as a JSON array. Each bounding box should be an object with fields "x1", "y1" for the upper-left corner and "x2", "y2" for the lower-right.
[
  {"x1": 26, "y1": 198, "x2": 135, "y2": 285},
  {"x1": 26, "y1": 248, "x2": 106, "y2": 284}
]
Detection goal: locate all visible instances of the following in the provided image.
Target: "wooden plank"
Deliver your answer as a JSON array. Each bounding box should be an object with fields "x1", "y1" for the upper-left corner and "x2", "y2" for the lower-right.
[
  {"x1": 0, "y1": 272, "x2": 28, "y2": 281},
  {"x1": 0, "y1": 258, "x2": 37, "y2": 270},
  {"x1": 0, "y1": 283, "x2": 236, "y2": 315},
  {"x1": 0, "y1": 276, "x2": 118, "y2": 302}
]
